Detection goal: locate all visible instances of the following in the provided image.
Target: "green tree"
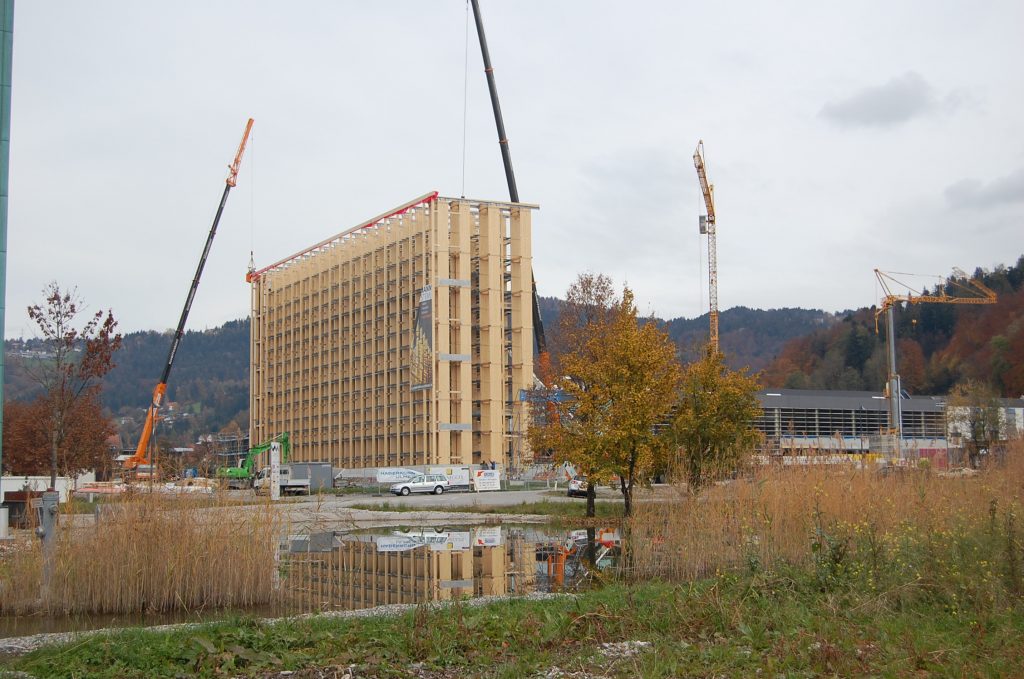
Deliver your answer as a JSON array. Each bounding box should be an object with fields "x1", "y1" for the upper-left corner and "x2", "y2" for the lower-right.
[{"x1": 671, "y1": 351, "x2": 761, "y2": 490}]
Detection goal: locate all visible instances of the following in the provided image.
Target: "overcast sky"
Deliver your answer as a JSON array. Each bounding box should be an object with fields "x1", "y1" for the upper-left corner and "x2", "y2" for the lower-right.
[{"x1": 6, "y1": 1, "x2": 1023, "y2": 337}]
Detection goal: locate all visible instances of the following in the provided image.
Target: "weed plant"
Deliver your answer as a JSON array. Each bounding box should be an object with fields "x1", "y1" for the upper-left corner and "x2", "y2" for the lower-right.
[
  {"x1": 628, "y1": 440, "x2": 1024, "y2": 625},
  {"x1": 0, "y1": 491, "x2": 283, "y2": 616}
]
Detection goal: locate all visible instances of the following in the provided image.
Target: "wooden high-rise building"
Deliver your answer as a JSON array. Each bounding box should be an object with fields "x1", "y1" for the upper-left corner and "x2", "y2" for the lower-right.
[{"x1": 248, "y1": 193, "x2": 536, "y2": 470}]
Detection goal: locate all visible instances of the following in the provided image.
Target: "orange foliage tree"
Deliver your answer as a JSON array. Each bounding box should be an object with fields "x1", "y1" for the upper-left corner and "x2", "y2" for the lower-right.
[{"x1": 2, "y1": 392, "x2": 115, "y2": 479}]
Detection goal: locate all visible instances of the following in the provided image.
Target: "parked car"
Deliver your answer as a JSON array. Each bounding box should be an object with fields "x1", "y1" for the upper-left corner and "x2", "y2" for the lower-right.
[
  {"x1": 567, "y1": 475, "x2": 589, "y2": 498},
  {"x1": 390, "y1": 474, "x2": 450, "y2": 496}
]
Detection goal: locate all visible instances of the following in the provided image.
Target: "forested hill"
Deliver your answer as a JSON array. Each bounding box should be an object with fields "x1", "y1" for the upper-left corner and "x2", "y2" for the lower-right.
[
  {"x1": 538, "y1": 297, "x2": 835, "y2": 372},
  {"x1": 761, "y1": 256, "x2": 1024, "y2": 397},
  {"x1": 101, "y1": 319, "x2": 250, "y2": 416},
  {"x1": 5, "y1": 320, "x2": 250, "y2": 443}
]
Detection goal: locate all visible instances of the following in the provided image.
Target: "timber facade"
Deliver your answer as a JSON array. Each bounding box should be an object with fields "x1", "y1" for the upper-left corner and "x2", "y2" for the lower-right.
[{"x1": 248, "y1": 193, "x2": 535, "y2": 470}]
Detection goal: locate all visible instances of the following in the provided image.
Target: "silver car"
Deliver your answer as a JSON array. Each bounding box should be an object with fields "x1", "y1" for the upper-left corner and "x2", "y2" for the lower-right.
[{"x1": 390, "y1": 473, "x2": 450, "y2": 496}]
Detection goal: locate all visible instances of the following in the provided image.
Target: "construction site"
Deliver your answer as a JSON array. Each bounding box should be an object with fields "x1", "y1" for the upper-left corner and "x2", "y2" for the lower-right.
[
  {"x1": 2, "y1": 4, "x2": 1023, "y2": 675},
  {"x1": 246, "y1": 193, "x2": 536, "y2": 472}
]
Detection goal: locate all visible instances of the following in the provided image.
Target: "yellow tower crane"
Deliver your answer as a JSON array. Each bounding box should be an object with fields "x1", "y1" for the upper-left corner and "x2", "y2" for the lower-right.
[
  {"x1": 693, "y1": 140, "x2": 719, "y2": 354},
  {"x1": 874, "y1": 268, "x2": 997, "y2": 459}
]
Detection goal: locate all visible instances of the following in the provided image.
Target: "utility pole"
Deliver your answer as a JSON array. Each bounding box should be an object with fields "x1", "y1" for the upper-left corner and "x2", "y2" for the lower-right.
[{"x1": 0, "y1": 0, "x2": 14, "y2": 509}]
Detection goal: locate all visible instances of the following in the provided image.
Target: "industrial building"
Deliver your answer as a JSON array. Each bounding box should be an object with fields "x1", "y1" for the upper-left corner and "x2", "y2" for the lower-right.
[
  {"x1": 248, "y1": 193, "x2": 536, "y2": 471},
  {"x1": 754, "y1": 388, "x2": 1024, "y2": 464}
]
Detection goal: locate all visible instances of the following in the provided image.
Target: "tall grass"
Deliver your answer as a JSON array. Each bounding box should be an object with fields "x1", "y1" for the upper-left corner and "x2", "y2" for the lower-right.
[
  {"x1": 629, "y1": 441, "x2": 1024, "y2": 590},
  {"x1": 0, "y1": 492, "x2": 284, "y2": 616}
]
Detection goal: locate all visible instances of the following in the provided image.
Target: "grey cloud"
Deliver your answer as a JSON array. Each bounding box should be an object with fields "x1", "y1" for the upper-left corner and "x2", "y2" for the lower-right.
[
  {"x1": 820, "y1": 72, "x2": 937, "y2": 128},
  {"x1": 945, "y1": 167, "x2": 1024, "y2": 209}
]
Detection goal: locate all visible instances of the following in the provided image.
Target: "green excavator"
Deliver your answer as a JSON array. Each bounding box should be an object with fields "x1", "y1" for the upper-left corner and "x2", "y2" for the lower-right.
[{"x1": 216, "y1": 432, "x2": 290, "y2": 489}]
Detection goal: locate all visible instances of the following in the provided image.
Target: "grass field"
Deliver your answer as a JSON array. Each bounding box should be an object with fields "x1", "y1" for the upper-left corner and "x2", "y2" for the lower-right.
[
  {"x1": 6, "y1": 563, "x2": 1022, "y2": 678},
  {"x1": 4, "y1": 445, "x2": 1023, "y2": 675}
]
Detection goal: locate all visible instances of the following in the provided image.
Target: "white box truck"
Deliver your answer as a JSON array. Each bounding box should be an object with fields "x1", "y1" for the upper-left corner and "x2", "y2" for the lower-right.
[{"x1": 254, "y1": 462, "x2": 333, "y2": 496}]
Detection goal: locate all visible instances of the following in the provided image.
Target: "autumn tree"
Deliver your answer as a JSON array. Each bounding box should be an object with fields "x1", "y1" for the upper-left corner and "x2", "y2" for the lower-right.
[
  {"x1": 18, "y1": 283, "x2": 122, "y2": 487},
  {"x1": 529, "y1": 273, "x2": 680, "y2": 517},
  {"x1": 897, "y1": 338, "x2": 926, "y2": 392},
  {"x1": 2, "y1": 399, "x2": 49, "y2": 475},
  {"x1": 529, "y1": 274, "x2": 616, "y2": 517},
  {"x1": 671, "y1": 350, "x2": 761, "y2": 490},
  {"x1": 2, "y1": 392, "x2": 116, "y2": 479}
]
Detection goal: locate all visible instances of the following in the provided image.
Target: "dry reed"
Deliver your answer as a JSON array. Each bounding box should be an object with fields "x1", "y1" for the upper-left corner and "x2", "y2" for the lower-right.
[
  {"x1": 0, "y1": 491, "x2": 284, "y2": 616},
  {"x1": 628, "y1": 441, "x2": 1024, "y2": 583}
]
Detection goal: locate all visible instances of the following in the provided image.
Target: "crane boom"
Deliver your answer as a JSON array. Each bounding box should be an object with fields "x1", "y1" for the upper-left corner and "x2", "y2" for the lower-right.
[
  {"x1": 693, "y1": 140, "x2": 719, "y2": 353},
  {"x1": 469, "y1": 0, "x2": 547, "y2": 355},
  {"x1": 874, "y1": 268, "x2": 996, "y2": 331},
  {"x1": 125, "y1": 118, "x2": 254, "y2": 471}
]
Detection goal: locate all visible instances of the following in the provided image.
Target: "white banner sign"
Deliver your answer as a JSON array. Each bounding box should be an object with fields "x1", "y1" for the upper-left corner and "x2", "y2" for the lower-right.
[
  {"x1": 428, "y1": 466, "x2": 470, "y2": 486},
  {"x1": 473, "y1": 526, "x2": 503, "y2": 547},
  {"x1": 375, "y1": 536, "x2": 420, "y2": 553},
  {"x1": 473, "y1": 469, "x2": 501, "y2": 491},
  {"x1": 375, "y1": 467, "x2": 419, "y2": 484},
  {"x1": 375, "y1": 531, "x2": 471, "y2": 553}
]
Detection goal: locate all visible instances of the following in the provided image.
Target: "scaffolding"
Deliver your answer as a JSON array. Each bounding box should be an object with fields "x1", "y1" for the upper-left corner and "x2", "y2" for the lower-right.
[{"x1": 249, "y1": 193, "x2": 536, "y2": 470}]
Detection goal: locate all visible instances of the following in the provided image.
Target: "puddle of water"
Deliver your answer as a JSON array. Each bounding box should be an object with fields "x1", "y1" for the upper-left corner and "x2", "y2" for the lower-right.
[{"x1": 0, "y1": 523, "x2": 621, "y2": 639}]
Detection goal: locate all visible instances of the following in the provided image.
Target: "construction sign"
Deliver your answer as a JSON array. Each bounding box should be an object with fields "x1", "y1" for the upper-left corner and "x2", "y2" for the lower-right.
[{"x1": 473, "y1": 469, "x2": 501, "y2": 491}]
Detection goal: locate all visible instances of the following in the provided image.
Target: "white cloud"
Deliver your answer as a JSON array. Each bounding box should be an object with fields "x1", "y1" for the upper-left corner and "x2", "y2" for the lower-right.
[
  {"x1": 820, "y1": 72, "x2": 940, "y2": 128},
  {"x1": 945, "y1": 167, "x2": 1024, "y2": 209}
]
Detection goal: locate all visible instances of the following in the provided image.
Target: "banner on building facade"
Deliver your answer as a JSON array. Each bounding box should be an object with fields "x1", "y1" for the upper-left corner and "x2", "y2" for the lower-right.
[{"x1": 411, "y1": 285, "x2": 433, "y2": 392}]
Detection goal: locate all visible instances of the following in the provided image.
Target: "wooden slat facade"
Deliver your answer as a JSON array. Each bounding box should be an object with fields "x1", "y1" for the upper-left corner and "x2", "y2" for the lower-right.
[{"x1": 249, "y1": 195, "x2": 535, "y2": 470}]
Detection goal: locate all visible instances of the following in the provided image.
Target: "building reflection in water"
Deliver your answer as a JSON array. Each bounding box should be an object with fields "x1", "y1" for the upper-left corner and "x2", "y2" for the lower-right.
[{"x1": 280, "y1": 525, "x2": 621, "y2": 613}]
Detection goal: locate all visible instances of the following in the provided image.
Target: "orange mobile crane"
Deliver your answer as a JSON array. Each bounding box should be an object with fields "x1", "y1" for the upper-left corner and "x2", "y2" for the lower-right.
[{"x1": 124, "y1": 119, "x2": 254, "y2": 476}]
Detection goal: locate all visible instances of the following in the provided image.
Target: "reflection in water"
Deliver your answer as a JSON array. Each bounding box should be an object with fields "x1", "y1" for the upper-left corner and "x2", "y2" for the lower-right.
[
  {"x1": 0, "y1": 524, "x2": 620, "y2": 639},
  {"x1": 279, "y1": 525, "x2": 621, "y2": 614}
]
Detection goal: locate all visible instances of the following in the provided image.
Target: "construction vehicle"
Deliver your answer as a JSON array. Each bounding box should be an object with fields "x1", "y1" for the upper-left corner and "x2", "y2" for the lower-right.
[
  {"x1": 693, "y1": 140, "x2": 719, "y2": 354},
  {"x1": 215, "y1": 432, "x2": 290, "y2": 490},
  {"x1": 253, "y1": 462, "x2": 334, "y2": 496},
  {"x1": 874, "y1": 268, "x2": 997, "y2": 458},
  {"x1": 123, "y1": 119, "x2": 254, "y2": 477}
]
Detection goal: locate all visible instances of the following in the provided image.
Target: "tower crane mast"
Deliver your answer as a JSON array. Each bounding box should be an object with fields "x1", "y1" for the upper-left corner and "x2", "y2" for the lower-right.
[
  {"x1": 693, "y1": 140, "x2": 719, "y2": 354},
  {"x1": 873, "y1": 268, "x2": 997, "y2": 459}
]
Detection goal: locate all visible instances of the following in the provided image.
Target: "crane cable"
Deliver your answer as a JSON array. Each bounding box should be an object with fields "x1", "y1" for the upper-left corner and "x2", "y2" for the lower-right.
[
  {"x1": 249, "y1": 129, "x2": 256, "y2": 273},
  {"x1": 461, "y1": 0, "x2": 470, "y2": 198}
]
